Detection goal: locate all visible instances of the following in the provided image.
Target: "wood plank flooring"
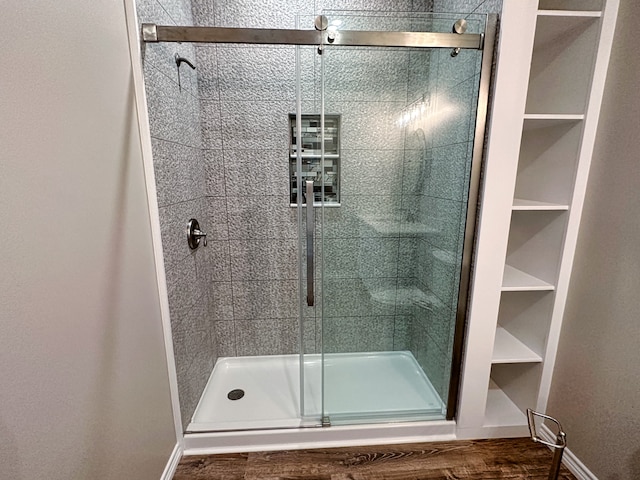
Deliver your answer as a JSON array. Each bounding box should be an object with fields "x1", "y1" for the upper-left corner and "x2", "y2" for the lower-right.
[{"x1": 174, "y1": 438, "x2": 576, "y2": 479}]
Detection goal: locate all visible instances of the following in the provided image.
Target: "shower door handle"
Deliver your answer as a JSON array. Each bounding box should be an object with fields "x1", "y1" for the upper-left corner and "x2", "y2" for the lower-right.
[{"x1": 306, "y1": 180, "x2": 314, "y2": 307}]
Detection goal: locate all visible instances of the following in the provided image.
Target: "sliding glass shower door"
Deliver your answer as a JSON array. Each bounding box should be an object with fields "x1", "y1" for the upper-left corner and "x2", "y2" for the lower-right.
[
  {"x1": 296, "y1": 12, "x2": 489, "y2": 426},
  {"x1": 139, "y1": 6, "x2": 492, "y2": 432}
]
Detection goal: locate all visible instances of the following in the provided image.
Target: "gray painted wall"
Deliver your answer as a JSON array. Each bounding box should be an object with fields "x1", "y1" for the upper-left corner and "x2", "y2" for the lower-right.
[
  {"x1": 0, "y1": 1, "x2": 176, "y2": 478},
  {"x1": 547, "y1": 2, "x2": 640, "y2": 478}
]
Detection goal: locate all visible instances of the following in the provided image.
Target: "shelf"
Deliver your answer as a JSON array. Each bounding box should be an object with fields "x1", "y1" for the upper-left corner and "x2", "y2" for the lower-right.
[
  {"x1": 538, "y1": 10, "x2": 601, "y2": 17},
  {"x1": 472, "y1": 0, "x2": 614, "y2": 437},
  {"x1": 525, "y1": 14, "x2": 600, "y2": 114},
  {"x1": 538, "y1": 0, "x2": 603, "y2": 11},
  {"x1": 498, "y1": 291, "x2": 554, "y2": 359},
  {"x1": 516, "y1": 118, "x2": 582, "y2": 205},
  {"x1": 505, "y1": 211, "x2": 566, "y2": 287},
  {"x1": 502, "y1": 265, "x2": 555, "y2": 292},
  {"x1": 492, "y1": 327, "x2": 542, "y2": 364},
  {"x1": 484, "y1": 380, "x2": 527, "y2": 427},
  {"x1": 512, "y1": 199, "x2": 569, "y2": 211},
  {"x1": 523, "y1": 113, "x2": 584, "y2": 121}
]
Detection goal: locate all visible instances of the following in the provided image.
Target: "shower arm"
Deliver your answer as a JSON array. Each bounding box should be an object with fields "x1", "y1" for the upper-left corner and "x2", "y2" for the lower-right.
[
  {"x1": 174, "y1": 53, "x2": 196, "y2": 92},
  {"x1": 175, "y1": 54, "x2": 196, "y2": 70}
]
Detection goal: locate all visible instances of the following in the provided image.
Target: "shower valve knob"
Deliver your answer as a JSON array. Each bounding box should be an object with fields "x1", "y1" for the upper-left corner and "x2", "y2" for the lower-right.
[
  {"x1": 187, "y1": 218, "x2": 207, "y2": 249},
  {"x1": 194, "y1": 229, "x2": 207, "y2": 247}
]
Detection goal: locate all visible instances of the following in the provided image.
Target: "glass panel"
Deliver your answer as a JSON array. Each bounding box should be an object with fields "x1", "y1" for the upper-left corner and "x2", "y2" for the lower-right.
[
  {"x1": 296, "y1": 32, "x2": 323, "y2": 426},
  {"x1": 319, "y1": 12, "x2": 486, "y2": 425}
]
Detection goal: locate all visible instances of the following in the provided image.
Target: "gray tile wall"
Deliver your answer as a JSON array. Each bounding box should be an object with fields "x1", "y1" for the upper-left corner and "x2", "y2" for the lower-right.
[
  {"x1": 320, "y1": 42, "x2": 414, "y2": 355},
  {"x1": 137, "y1": 0, "x2": 215, "y2": 430},
  {"x1": 194, "y1": 37, "x2": 312, "y2": 358},
  {"x1": 140, "y1": 0, "x2": 495, "y2": 423},
  {"x1": 433, "y1": 0, "x2": 502, "y2": 15},
  {"x1": 191, "y1": 2, "x2": 442, "y2": 361}
]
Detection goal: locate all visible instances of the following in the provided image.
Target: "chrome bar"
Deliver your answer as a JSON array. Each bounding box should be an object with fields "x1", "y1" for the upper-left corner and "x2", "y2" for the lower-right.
[
  {"x1": 446, "y1": 13, "x2": 498, "y2": 420},
  {"x1": 527, "y1": 409, "x2": 567, "y2": 449},
  {"x1": 145, "y1": 25, "x2": 322, "y2": 45},
  {"x1": 327, "y1": 30, "x2": 482, "y2": 49},
  {"x1": 548, "y1": 439, "x2": 566, "y2": 480},
  {"x1": 306, "y1": 181, "x2": 314, "y2": 307},
  {"x1": 527, "y1": 409, "x2": 567, "y2": 480},
  {"x1": 141, "y1": 23, "x2": 484, "y2": 49}
]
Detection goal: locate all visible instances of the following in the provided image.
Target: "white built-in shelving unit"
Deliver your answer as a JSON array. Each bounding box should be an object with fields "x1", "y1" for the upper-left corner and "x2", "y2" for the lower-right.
[{"x1": 457, "y1": 0, "x2": 618, "y2": 439}]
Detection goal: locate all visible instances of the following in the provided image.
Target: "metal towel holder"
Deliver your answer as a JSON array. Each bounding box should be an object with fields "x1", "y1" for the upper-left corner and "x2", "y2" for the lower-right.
[{"x1": 527, "y1": 409, "x2": 567, "y2": 480}]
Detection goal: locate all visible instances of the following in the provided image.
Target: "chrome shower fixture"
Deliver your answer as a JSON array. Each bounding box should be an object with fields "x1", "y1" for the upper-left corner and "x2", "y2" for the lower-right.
[
  {"x1": 527, "y1": 409, "x2": 567, "y2": 480},
  {"x1": 175, "y1": 53, "x2": 196, "y2": 92},
  {"x1": 175, "y1": 53, "x2": 196, "y2": 69},
  {"x1": 451, "y1": 18, "x2": 468, "y2": 57},
  {"x1": 186, "y1": 218, "x2": 207, "y2": 249}
]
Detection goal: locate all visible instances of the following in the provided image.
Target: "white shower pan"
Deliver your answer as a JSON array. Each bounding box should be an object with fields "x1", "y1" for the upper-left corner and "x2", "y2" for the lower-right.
[{"x1": 184, "y1": 351, "x2": 455, "y2": 453}]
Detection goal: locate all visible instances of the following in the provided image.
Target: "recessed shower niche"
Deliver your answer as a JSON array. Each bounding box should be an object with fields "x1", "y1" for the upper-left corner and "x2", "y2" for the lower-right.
[{"x1": 289, "y1": 114, "x2": 341, "y2": 206}]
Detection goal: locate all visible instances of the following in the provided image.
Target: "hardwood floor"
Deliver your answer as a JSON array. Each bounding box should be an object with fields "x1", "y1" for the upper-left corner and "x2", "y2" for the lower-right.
[{"x1": 174, "y1": 438, "x2": 576, "y2": 479}]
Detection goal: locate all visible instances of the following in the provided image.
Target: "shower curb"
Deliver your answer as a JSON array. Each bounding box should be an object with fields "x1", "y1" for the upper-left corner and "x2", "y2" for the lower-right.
[{"x1": 183, "y1": 420, "x2": 456, "y2": 455}]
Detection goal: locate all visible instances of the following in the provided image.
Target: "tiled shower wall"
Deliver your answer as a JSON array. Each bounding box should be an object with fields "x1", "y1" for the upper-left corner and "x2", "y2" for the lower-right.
[
  {"x1": 191, "y1": 1, "x2": 447, "y2": 360},
  {"x1": 320, "y1": 44, "x2": 429, "y2": 355},
  {"x1": 139, "y1": 0, "x2": 502, "y2": 424},
  {"x1": 137, "y1": 0, "x2": 216, "y2": 428},
  {"x1": 194, "y1": 41, "x2": 314, "y2": 358},
  {"x1": 433, "y1": 0, "x2": 503, "y2": 15}
]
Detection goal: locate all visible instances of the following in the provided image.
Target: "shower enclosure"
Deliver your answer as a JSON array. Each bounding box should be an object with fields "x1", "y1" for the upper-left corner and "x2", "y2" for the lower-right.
[{"x1": 136, "y1": 2, "x2": 494, "y2": 434}]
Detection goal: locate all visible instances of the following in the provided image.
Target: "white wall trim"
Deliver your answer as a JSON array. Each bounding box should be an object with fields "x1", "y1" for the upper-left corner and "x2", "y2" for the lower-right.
[
  {"x1": 540, "y1": 424, "x2": 598, "y2": 480},
  {"x1": 457, "y1": 0, "x2": 540, "y2": 428},
  {"x1": 160, "y1": 443, "x2": 183, "y2": 480},
  {"x1": 122, "y1": 0, "x2": 184, "y2": 449},
  {"x1": 456, "y1": 425, "x2": 529, "y2": 440}
]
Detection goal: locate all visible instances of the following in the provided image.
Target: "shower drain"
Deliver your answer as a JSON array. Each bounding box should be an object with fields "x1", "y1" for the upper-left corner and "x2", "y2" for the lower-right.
[{"x1": 227, "y1": 389, "x2": 245, "y2": 400}]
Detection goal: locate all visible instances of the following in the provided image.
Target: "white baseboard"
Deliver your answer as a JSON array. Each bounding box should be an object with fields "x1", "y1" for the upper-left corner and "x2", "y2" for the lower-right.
[
  {"x1": 160, "y1": 443, "x2": 183, "y2": 480},
  {"x1": 540, "y1": 424, "x2": 598, "y2": 480}
]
